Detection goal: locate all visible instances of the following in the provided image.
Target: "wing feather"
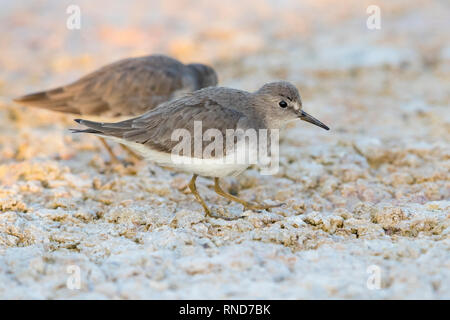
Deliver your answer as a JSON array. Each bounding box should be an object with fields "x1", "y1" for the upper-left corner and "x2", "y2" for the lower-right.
[{"x1": 74, "y1": 89, "x2": 259, "y2": 158}]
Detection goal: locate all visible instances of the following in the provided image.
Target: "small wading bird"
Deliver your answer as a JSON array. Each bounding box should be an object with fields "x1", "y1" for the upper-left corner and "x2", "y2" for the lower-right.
[
  {"x1": 72, "y1": 81, "x2": 329, "y2": 219},
  {"x1": 14, "y1": 54, "x2": 218, "y2": 163}
]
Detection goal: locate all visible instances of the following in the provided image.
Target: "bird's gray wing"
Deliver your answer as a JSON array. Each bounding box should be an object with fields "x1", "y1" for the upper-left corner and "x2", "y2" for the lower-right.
[
  {"x1": 74, "y1": 92, "x2": 255, "y2": 158},
  {"x1": 14, "y1": 55, "x2": 188, "y2": 116}
]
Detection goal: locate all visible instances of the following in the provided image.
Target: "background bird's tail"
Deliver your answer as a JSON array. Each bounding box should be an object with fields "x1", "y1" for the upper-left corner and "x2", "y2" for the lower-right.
[{"x1": 13, "y1": 87, "x2": 81, "y2": 114}]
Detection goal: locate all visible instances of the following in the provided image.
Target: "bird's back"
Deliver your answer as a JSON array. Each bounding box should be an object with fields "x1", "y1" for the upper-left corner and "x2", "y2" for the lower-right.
[{"x1": 75, "y1": 86, "x2": 265, "y2": 155}]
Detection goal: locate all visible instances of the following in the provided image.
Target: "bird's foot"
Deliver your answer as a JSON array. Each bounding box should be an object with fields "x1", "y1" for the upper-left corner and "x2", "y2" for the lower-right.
[
  {"x1": 205, "y1": 209, "x2": 245, "y2": 221},
  {"x1": 243, "y1": 202, "x2": 285, "y2": 212}
]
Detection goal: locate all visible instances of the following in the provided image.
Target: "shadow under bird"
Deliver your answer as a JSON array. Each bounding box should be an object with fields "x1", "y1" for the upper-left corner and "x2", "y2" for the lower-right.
[
  {"x1": 72, "y1": 81, "x2": 330, "y2": 219},
  {"x1": 13, "y1": 54, "x2": 218, "y2": 163}
]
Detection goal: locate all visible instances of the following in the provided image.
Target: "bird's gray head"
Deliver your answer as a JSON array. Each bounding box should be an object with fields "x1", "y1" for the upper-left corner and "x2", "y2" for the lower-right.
[
  {"x1": 255, "y1": 81, "x2": 329, "y2": 130},
  {"x1": 187, "y1": 63, "x2": 219, "y2": 89}
]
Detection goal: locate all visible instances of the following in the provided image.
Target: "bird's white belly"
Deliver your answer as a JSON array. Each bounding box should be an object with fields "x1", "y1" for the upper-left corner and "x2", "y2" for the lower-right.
[
  {"x1": 167, "y1": 160, "x2": 249, "y2": 178},
  {"x1": 106, "y1": 136, "x2": 251, "y2": 177}
]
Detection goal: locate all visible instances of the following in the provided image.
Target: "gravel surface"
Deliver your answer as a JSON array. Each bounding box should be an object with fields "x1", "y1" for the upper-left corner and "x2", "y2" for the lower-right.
[{"x1": 0, "y1": 0, "x2": 449, "y2": 299}]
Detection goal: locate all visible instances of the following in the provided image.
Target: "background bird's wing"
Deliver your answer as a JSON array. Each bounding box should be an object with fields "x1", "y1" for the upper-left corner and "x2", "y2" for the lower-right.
[{"x1": 14, "y1": 55, "x2": 187, "y2": 116}]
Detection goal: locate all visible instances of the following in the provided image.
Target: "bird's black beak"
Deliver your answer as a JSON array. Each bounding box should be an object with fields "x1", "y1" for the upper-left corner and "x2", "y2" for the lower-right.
[{"x1": 299, "y1": 110, "x2": 329, "y2": 130}]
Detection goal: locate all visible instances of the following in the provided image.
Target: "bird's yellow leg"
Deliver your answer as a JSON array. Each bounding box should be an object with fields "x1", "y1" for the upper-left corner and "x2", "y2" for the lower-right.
[
  {"x1": 98, "y1": 137, "x2": 120, "y2": 164},
  {"x1": 188, "y1": 174, "x2": 212, "y2": 216},
  {"x1": 214, "y1": 178, "x2": 283, "y2": 211},
  {"x1": 120, "y1": 144, "x2": 141, "y2": 162}
]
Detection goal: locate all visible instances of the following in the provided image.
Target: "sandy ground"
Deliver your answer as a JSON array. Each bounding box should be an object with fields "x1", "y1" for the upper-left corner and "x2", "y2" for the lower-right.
[{"x1": 0, "y1": 0, "x2": 449, "y2": 299}]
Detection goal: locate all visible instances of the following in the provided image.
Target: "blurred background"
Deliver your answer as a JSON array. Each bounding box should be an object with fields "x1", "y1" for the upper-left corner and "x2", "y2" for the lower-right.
[
  {"x1": 1, "y1": 0, "x2": 449, "y2": 150},
  {"x1": 0, "y1": 0, "x2": 449, "y2": 299},
  {"x1": 2, "y1": 0, "x2": 449, "y2": 91}
]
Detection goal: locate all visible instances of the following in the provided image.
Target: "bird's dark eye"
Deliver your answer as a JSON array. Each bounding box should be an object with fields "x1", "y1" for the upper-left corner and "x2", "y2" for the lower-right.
[{"x1": 279, "y1": 100, "x2": 288, "y2": 108}]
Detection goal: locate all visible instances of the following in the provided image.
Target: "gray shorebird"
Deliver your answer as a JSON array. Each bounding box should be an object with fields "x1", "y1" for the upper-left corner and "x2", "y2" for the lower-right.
[
  {"x1": 72, "y1": 81, "x2": 329, "y2": 218},
  {"x1": 14, "y1": 54, "x2": 218, "y2": 163}
]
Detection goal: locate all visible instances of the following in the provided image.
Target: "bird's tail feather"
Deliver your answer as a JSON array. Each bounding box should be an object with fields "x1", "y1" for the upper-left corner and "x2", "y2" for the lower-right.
[
  {"x1": 14, "y1": 87, "x2": 81, "y2": 114},
  {"x1": 71, "y1": 119, "x2": 105, "y2": 135},
  {"x1": 69, "y1": 128, "x2": 102, "y2": 134},
  {"x1": 71, "y1": 119, "x2": 132, "y2": 138}
]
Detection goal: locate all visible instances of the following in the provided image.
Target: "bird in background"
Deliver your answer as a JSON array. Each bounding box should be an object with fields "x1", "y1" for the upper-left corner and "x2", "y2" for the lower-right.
[
  {"x1": 73, "y1": 81, "x2": 329, "y2": 219},
  {"x1": 14, "y1": 54, "x2": 218, "y2": 164}
]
